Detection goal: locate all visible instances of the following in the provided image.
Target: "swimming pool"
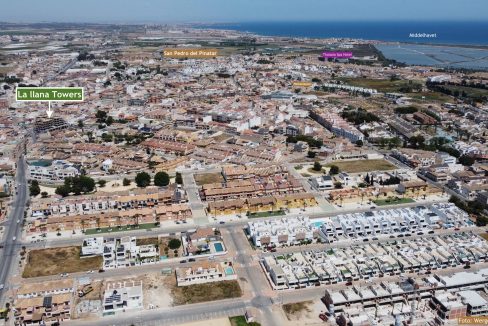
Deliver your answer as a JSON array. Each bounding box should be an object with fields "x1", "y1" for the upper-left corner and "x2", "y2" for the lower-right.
[
  {"x1": 225, "y1": 267, "x2": 234, "y2": 276},
  {"x1": 312, "y1": 221, "x2": 324, "y2": 228},
  {"x1": 214, "y1": 242, "x2": 224, "y2": 252}
]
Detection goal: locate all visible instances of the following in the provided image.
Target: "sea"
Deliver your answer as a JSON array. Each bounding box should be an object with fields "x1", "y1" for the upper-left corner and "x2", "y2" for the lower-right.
[
  {"x1": 199, "y1": 21, "x2": 488, "y2": 45},
  {"x1": 198, "y1": 21, "x2": 488, "y2": 69}
]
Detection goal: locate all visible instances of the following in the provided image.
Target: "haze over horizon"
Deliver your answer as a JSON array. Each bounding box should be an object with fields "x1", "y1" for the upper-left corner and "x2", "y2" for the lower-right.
[{"x1": 1, "y1": 0, "x2": 487, "y2": 24}]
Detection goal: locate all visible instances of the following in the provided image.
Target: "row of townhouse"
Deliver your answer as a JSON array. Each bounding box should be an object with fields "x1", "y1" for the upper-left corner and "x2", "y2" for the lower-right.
[
  {"x1": 82, "y1": 236, "x2": 159, "y2": 269},
  {"x1": 250, "y1": 204, "x2": 470, "y2": 248},
  {"x1": 323, "y1": 269, "x2": 488, "y2": 321},
  {"x1": 28, "y1": 203, "x2": 192, "y2": 234},
  {"x1": 318, "y1": 204, "x2": 464, "y2": 241},
  {"x1": 248, "y1": 216, "x2": 317, "y2": 247},
  {"x1": 310, "y1": 110, "x2": 364, "y2": 143},
  {"x1": 261, "y1": 232, "x2": 488, "y2": 290},
  {"x1": 141, "y1": 139, "x2": 195, "y2": 155},
  {"x1": 391, "y1": 148, "x2": 437, "y2": 168},
  {"x1": 31, "y1": 186, "x2": 187, "y2": 217},
  {"x1": 200, "y1": 174, "x2": 304, "y2": 202},
  {"x1": 207, "y1": 193, "x2": 317, "y2": 216},
  {"x1": 221, "y1": 164, "x2": 288, "y2": 181},
  {"x1": 13, "y1": 280, "x2": 74, "y2": 326}
]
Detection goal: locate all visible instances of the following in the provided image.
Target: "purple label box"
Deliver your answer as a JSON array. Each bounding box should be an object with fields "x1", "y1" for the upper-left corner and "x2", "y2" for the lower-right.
[{"x1": 322, "y1": 51, "x2": 353, "y2": 58}]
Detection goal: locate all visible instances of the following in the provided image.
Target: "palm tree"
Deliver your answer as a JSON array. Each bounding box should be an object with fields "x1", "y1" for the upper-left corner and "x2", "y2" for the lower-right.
[
  {"x1": 80, "y1": 220, "x2": 86, "y2": 233},
  {"x1": 117, "y1": 216, "x2": 122, "y2": 229},
  {"x1": 96, "y1": 217, "x2": 101, "y2": 230}
]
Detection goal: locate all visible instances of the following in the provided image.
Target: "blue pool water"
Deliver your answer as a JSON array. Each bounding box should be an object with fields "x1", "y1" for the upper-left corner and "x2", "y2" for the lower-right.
[
  {"x1": 312, "y1": 221, "x2": 324, "y2": 228},
  {"x1": 225, "y1": 267, "x2": 234, "y2": 275},
  {"x1": 214, "y1": 242, "x2": 224, "y2": 252},
  {"x1": 29, "y1": 159, "x2": 52, "y2": 167}
]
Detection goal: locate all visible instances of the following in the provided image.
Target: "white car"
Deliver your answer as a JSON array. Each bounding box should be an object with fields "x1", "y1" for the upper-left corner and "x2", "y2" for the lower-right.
[
  {"x1": 0, "y1": 284, "x2": 4, "y2": 290},
  {"x1": 12, "y1": 236, "x2": 16, "y2": 241}
]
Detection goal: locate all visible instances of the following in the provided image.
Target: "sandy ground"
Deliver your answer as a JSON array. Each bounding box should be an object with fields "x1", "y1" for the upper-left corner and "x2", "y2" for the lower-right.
[
  {"x1": 283, "y1": 300, "x2": 330, "y2": 326},
  {"x1": 39, "y1": 185, "x2": 57, "y2": 196},
  {"x1": 178, "y1": 317, "x2": 231, "y2": 326},
  {"x1": 142, "y1": 273, "x2": 173, "y2": 309},
  {"x1": 294, "y1": 165, "x2": 328, "y2": 177},
  {"x1": 95, "y1": 179, "x2": 137, "y2": 193},
  {"x1": 72, "y1": 281, "x2": 104, "y2": 319}
]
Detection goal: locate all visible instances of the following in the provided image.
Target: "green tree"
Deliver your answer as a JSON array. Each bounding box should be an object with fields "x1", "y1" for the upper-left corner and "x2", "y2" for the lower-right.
[
  {"x1": 98, "y1": 179, "x2": 107, "y2": 188},
  {"x1": 175, "y1": 172, "x2": 183, "y2": 185},
  {"x1": 409, "y1": 135, "x2": 425, "y2": 149},
  {"x1": 334, "y1": 181, "x2": 343, "y2": 189},
  {"x1": 101, "y1": 133, "x2": 113, "y2": 142},
  {"x1": 312, "y1": 161, "x2": 322, "y2": 172},
  {"x1": 168, "y1": 238, "x2": 181, "y2": 250},
  {"x1": 29, "y1": 180, "x2": 40, "y2": 196},
  {"x1": 95, "y1": 110, "x2": 107, "y2": 123},
  {"x1": 154, "y1": 171, "x2": 170, "y2": 187},
  {"x1": 106, "y1": 116, "x2": 114, "y2": 126},
  {"x1": 55, "y1": 185, "x2": 70, "y2": 197},
  {"x1": 355, "y1": 139, "x2": 364, "y2": 147},
  {"x1": 329, "y1": 165, "x2": 340, "y2": 175},
  {"x1": 41, "y1": 191, "x2": 48, "y2": 198},
  {"x1": 459, "y1": 155, "x2": 475, "y2": 166},
  {"x1": 123, "y1": 178, "x2": 131, "y2": 186},
  {"x1": 307, "y1": 151, "x2": 316, "y2": 158},
  {"x1": 65, "y1": 176, "x2": 96, "y2": 195},
  {"x1": 135, "y1": 172, "x2": 151, "y2": 188}
]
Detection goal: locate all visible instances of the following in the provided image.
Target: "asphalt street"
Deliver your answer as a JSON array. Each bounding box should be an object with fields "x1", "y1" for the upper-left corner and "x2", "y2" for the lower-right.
[{"x1": 0, "y1": 156, "x2": 28, "y2": 305}]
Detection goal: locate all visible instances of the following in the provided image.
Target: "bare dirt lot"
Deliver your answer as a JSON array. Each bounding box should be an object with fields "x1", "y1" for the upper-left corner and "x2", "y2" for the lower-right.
[
  {"x1": 141, "y1": 273, "x2": 173, "y2": 309},
  {"x1": 282, "y1": 300, "x2": 329, "y2": 326},
  {"x1": 194, "y1": 172, "x2": 224, "y2": 186},
  {"x1": 165, "y1": 277, "x2": 242, "y2": 305},
  {"x1": 326, "y1": 159, "x2": 396, "y2": 173},
  {"x1": 23, "y1": 246, "x2": 102, "y2": 278}
]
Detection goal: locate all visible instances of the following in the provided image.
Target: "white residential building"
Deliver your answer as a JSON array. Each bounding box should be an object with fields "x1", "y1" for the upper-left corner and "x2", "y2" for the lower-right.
[
  {"x1": 28, "y1": 160, "x2": 80, "y2": 182},
  {"x1": 175, "y1": 261, "x2": 237, "y2": 286},
  {"x1": 103, "y1": 280, "x2": 143, "y2": 314},
  {"x1": 248, "y1": 216, "x2": 316, "y2": 247}
]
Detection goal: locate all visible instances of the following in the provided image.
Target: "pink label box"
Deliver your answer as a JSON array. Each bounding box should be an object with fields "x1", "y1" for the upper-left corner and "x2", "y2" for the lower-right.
[{"x1": 322, "y1": 51, "x2": 353, "y2": 58}]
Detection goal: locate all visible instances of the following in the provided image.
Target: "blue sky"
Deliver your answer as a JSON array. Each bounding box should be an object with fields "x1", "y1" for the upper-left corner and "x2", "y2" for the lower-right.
[{"x1": 1, "y1": 0, "x2": 487, "y2": 23}]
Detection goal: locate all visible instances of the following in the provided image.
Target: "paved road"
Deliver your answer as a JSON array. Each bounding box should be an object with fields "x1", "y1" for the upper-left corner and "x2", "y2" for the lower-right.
[
  {"x1": 227, "y1": 228, "x2": 281, "y2": 326},
  {"x1": 0, "y1": 156, "x2": 28, "y2": 305}
]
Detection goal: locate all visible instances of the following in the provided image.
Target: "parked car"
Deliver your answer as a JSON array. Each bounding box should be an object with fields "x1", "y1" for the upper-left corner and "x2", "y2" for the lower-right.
[{"x1": 188, "y1": 258, "x2": 196, "y2": 262}]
